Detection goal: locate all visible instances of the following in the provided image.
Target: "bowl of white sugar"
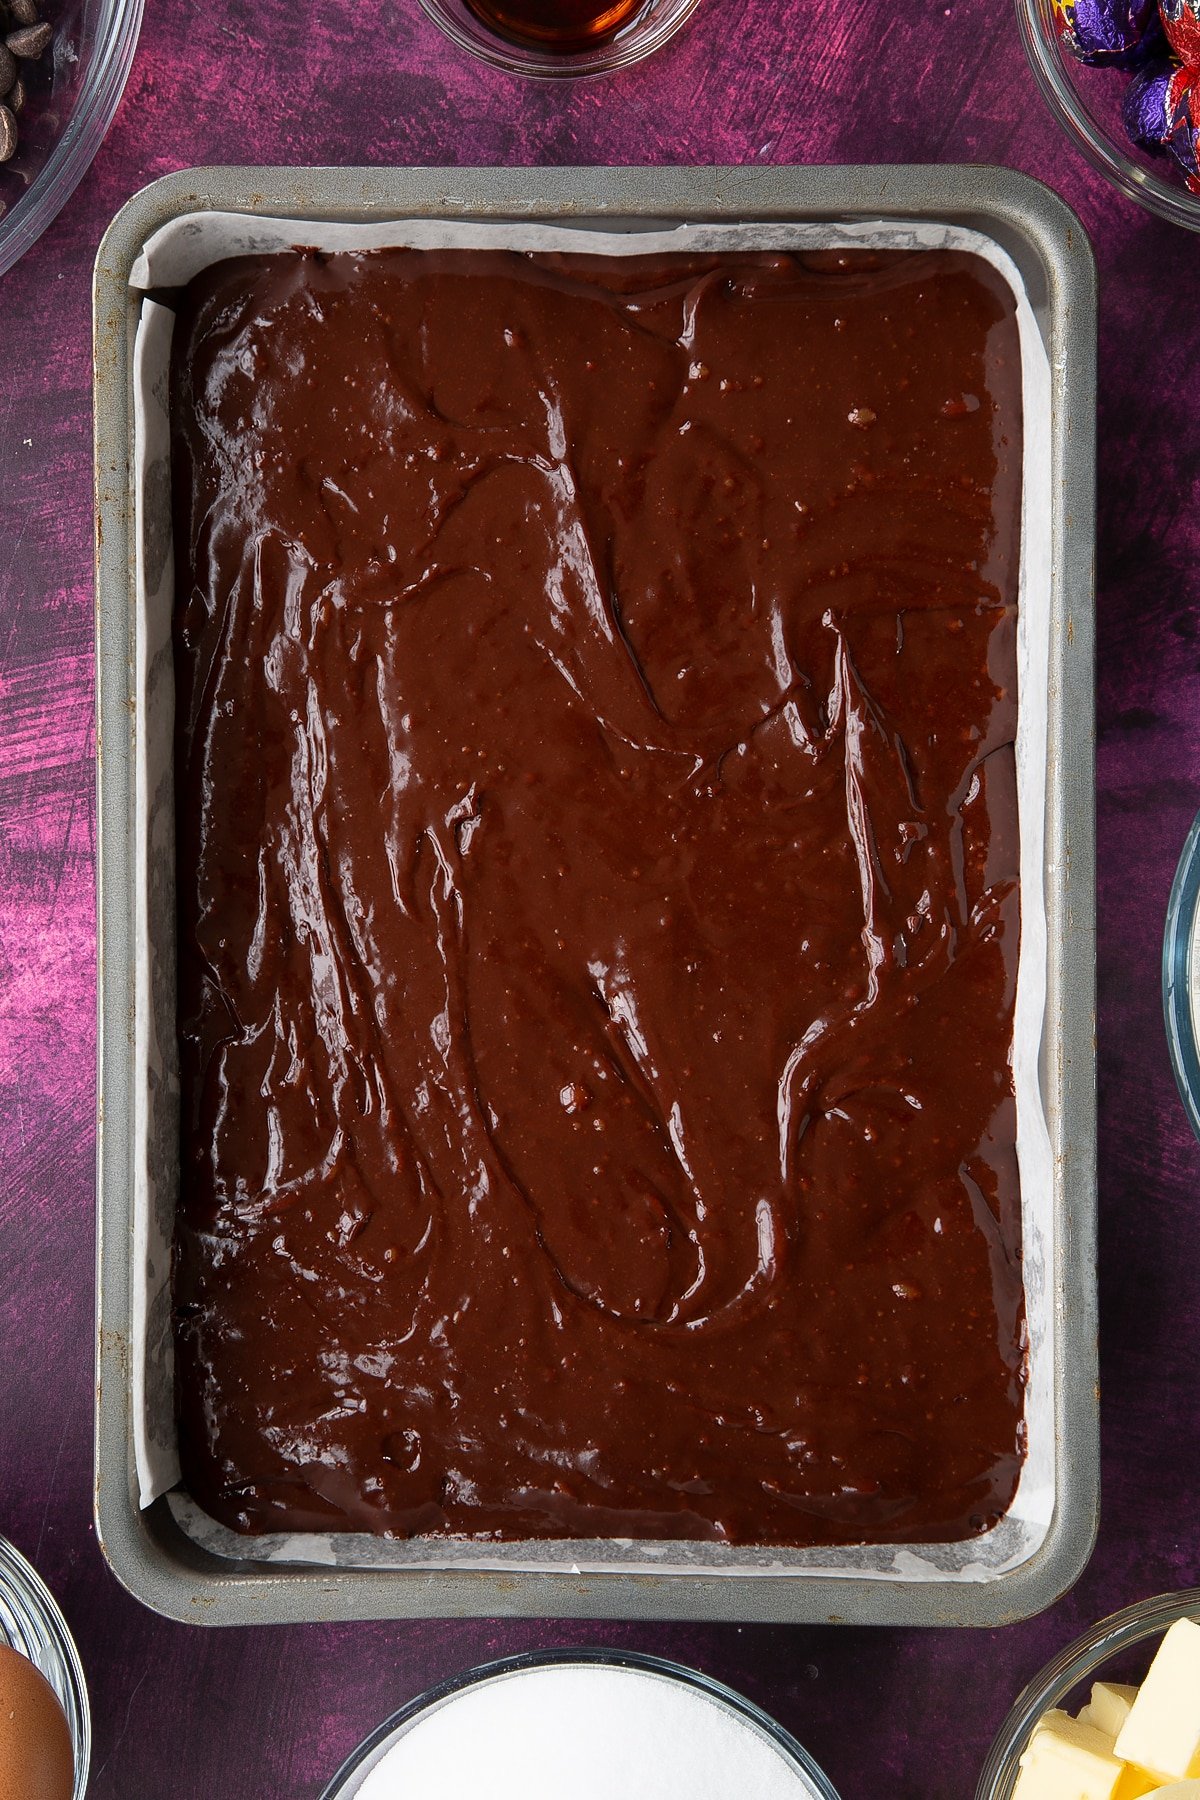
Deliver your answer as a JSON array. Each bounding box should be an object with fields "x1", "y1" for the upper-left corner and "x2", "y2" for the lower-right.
[{"x1": 320, "y1": 1649, "x2": 841, "y2": 1800}]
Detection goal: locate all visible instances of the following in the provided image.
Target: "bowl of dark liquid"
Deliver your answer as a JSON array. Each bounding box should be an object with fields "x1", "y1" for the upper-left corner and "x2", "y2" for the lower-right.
[{"x1": 416, "y1": 0, "x2": 701, "y2": 74}]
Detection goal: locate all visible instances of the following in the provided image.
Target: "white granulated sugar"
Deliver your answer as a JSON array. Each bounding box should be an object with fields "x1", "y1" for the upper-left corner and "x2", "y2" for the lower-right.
[{"x1": 355, "y1": 1665, "x2": 819, "y2": 1799}]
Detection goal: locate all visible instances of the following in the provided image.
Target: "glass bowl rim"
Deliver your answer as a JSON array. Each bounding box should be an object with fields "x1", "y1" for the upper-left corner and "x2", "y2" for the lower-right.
[
  {"x1": 318, "y1": 1646, "x2": 842, "y2": 1799},
  {"x1": 974, "y1": 1588, "x2": 1200, "y2": 1798},
  {"x1": 0, "y1": 0, "x2": 146, "y2": 280},
  {"x1": 0, "y1": 1534, "x2": 91, "y2": 1799},
  {"x1": 1013, "y1": 0, "x2": 1200, "y2": 232},
  {"x1": 413, "y1": 0, "x2": 702, "y2": 78},
  {"x1": 1164, "y1": 809, "x2": 1200, "y2": 1142}
]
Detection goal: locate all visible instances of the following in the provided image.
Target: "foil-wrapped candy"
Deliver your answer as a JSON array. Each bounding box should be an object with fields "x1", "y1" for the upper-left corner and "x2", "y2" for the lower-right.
[
  {"x1": 1122, "y1": 59, "x2": 1200, "y2": 187},
  {"x1": 1122, "y1": 60, "x2": 1176, "y2": 142},
  {"x1": 1054, "y1": 0, "x2": 1163, "y2": 63},
  {"x1": 1160, "y1": 0, "x2": 1200, "y2": 64},
  {"x1": 1166, "y1": 63, "x2": 1200, "y2": 190}
]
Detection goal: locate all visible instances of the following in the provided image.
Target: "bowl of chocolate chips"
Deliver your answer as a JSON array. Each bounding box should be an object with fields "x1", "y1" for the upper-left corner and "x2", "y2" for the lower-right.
[{"x1": 0, "y1": 0, "x2": 143, "y2": 279}]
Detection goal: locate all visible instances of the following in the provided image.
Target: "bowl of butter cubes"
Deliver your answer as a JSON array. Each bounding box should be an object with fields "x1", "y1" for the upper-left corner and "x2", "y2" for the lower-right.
[{"x1": 976, "y1": 1592, "x2": 1200, "y2": 1798}]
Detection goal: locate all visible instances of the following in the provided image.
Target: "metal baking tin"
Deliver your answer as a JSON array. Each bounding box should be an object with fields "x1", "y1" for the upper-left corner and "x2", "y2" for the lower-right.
[{"x1": 94, "y1": 165, "x2": 1098, "y2": 1627}]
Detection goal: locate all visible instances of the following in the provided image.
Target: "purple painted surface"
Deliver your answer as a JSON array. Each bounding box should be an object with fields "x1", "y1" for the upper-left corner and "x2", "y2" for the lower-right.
[{"x1": 1, "y1": 1, "x2": 1199, "y2": 1794}]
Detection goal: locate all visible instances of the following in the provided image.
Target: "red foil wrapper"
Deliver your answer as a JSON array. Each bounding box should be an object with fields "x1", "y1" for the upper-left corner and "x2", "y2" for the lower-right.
[
  {"x1": 1161, "y1": 0, "x2": 1200, "y2": 64},
  {"x1": 1166, "y1": 63, "x2": 1200, "y2": 191}
]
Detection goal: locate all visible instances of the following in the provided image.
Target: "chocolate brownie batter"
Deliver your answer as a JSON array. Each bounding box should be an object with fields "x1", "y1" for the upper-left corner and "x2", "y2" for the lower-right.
[{"x1": 171, "y1": 245, "x2": 1026, "y2": 1544}]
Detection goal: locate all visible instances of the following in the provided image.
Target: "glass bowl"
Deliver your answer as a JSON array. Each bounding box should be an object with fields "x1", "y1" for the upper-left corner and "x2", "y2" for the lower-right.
[
  {"x1": 1164, "y1": 810, "x2": 1200, "y2": 1142},
  {"x1": 414, "y1": 0, "x2": 700, "y2": 77},
  {"x1": 0, "y1": 0, "x2": 144, "y2": 280},
  {"x1": 320, "y1": 1648, "x2": 841, "y2": 1799},
  {"x1": 0, "y1": 1536, "x2": 90, "y2": 1799},
  {"x1": 1015, "y1": 0, "x2": 1200, "y2": 231},
  {"x1": 975, "y1": 1589, "x2": 1200, "y2": 1798}
]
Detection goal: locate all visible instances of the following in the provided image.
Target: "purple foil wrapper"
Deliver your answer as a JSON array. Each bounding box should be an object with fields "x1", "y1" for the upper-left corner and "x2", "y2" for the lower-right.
[
  {"x1": 1056, "y1": 0, "x2": 1163, "y2": 64},
  {"x1": 1122, "y1": 62, "x2": 1174, "y2": 145},
  {"x1": 1161, "y1": 0, "x2": 1200, "y2": 65}
]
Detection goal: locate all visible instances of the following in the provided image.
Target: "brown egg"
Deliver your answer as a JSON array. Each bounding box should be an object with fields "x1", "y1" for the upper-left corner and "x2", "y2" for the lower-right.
[{"x1": 0, "y1": 1643, "x2": 74, "y2": 1800}]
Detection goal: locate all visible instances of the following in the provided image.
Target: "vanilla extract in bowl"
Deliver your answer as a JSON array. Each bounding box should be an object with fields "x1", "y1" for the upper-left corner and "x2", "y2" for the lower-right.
[
  {"x1": 463, "y1": 0, "x2": 646, "y2": 49},
  {"x1": 416, "y1": 0, "x2": 698, "y2": 75}
]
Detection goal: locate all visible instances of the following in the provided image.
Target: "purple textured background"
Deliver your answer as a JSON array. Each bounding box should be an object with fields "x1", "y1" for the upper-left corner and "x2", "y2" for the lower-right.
[{"x1": 1, "y1": 1, "x2": 1199, "y2": 1794}]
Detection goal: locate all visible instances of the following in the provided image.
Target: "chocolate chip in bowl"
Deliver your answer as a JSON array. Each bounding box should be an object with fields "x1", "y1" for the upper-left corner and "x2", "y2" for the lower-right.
[
  {"x1": 0, "y1": 2, "x2": 54, "y2": 170},
  {"x1": 0, "y1": 0, "x2": 142, "y2": 275}
]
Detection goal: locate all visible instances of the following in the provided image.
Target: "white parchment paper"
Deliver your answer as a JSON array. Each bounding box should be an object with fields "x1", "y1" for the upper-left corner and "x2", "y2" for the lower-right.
[{"x1": 131, "y1": 209, "x2": 1054, "y2": 1581}]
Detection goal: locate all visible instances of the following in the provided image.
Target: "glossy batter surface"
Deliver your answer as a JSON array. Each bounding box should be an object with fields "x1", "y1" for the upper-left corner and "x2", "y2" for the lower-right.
[{"x1": 171, "y1": 246, "x2": 1025, "y2": 1544}]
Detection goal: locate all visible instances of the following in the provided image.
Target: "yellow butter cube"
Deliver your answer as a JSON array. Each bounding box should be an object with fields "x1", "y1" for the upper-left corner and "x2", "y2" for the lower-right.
[
  {"x1": 1148, "y1": 1785, "x2": 1200, "y2": 1797},
  {"x1": 1081, "y1": 1684, "x2": 1141, "y2": 1740},
  {"x1": 1013, "y1": 1710, "x2": 1136, "y2": 1800},
  {"x1": 1115, "y1": 1619, "x2": 1200, "y2": 1783},
  {"x1": 1112, "y1": 1765, "x2": 1162, "y2": 1799}
]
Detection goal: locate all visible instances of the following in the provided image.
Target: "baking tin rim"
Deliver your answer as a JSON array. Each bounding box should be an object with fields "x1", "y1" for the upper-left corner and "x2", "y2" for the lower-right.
[{"x1": 94, "y1": 163, "x2": 1098, "y2": 1627}]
